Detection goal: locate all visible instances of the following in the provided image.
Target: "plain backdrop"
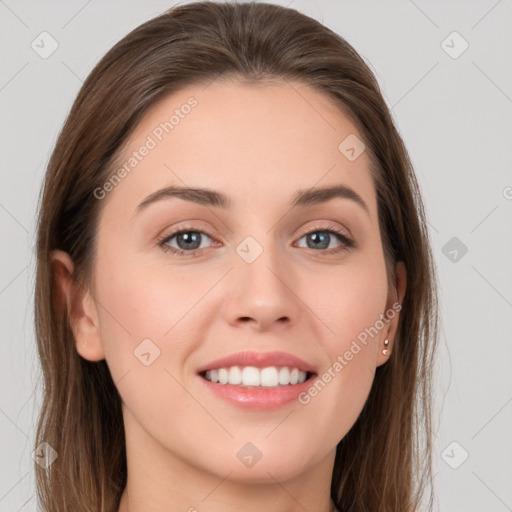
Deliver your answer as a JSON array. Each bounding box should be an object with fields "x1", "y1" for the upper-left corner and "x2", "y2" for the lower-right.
[{"x1": 1, "y1": 1, "x2": 511, "y2": 511}]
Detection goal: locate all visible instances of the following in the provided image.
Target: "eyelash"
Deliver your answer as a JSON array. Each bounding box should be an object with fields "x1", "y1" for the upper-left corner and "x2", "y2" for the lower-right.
[{"x1": 157, "y1": 224, "x2": 355, "y2": 257}]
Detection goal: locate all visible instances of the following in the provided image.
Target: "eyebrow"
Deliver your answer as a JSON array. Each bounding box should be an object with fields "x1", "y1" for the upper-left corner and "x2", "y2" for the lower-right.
[{"x1": 135, "y1": 183, "x2": 370, "y2": 216}]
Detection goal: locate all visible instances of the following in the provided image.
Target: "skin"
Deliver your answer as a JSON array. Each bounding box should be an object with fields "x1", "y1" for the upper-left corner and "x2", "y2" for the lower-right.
[{"x1": 52, "y1": 78, "x2": 406, "y2": 512}]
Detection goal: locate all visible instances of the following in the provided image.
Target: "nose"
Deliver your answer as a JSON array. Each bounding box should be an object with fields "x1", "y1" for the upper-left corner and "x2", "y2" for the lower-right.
[{"x1": 222, "y1": 242, "x2": 302, "y2": 332}]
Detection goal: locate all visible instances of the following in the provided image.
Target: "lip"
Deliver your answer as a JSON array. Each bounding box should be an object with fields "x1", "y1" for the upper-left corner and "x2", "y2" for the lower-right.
[
  {"x1": 197, "y1": 376, "x2": 315, "y2": 410},
  {"x1": 196, "y1": 350, "x2": 316, "y2": 374}
]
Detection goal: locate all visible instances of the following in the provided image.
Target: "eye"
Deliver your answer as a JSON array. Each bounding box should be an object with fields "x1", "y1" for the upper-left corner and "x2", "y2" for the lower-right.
[
  {"x1": 295, "y1": 224, "x2": 354, "y2": 254},
  {"x1": 158, "y1": 228, "x2": 218, "y2": 256}
]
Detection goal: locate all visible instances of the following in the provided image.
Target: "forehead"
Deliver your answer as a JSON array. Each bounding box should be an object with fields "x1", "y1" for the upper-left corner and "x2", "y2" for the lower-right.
[{"x1": 103, "y1": 78, "x2": 377, "y2": 220}]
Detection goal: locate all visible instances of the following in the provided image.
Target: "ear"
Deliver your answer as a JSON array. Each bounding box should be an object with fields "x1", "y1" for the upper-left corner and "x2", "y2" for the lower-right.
[
  {"x1": 376, "y1": 261, "x2": 407, "y2": 367},
  {"x1": 51, "y1": 249, "x2": 105, "y2": 362}
]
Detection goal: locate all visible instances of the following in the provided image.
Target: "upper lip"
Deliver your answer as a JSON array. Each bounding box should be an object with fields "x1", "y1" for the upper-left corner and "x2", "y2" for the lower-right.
[{"x1": 196, "y1": 350, "x2": 317, "y2": 374}]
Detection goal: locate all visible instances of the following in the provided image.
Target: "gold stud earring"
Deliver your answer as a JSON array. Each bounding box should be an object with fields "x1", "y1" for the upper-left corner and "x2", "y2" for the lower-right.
[{"x1": 382, "y1": 338, "x2": 390, "y2": 356}]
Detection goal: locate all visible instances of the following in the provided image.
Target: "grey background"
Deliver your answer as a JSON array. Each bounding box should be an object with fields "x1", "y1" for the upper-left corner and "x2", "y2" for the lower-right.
[{"x1": 1, "y1": 0, "x2": 511, "y2": 511}]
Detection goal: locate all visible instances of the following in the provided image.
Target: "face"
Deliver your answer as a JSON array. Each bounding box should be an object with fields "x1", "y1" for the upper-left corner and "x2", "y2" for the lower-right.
[{"x1": 55, "y1": 78, "x2": 405, "y2": 485}]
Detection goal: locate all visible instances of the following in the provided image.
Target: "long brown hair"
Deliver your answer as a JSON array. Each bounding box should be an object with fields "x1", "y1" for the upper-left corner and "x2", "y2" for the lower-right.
[{"x1": 34, "y1": 2, "x2": 439, "y2": 511}]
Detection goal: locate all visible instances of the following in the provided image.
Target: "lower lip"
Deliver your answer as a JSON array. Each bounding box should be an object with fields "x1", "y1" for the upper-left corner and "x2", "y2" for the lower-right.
[{"x1": 197, "y1": 374, "x2": 315, "y2": 410}]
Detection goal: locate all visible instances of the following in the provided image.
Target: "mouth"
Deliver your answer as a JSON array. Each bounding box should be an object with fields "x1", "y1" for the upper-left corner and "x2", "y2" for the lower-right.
[
  {"x1": 198, "y1": 366, "x2": 317, "y2": 389},
  {"x1": 195, "y1": 350, "x2": 318, "y2": 409}
]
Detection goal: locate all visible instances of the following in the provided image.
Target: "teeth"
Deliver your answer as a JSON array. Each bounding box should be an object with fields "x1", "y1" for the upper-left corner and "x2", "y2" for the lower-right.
[
  {"x1": 242, "y1": 366, "x2": 260, "y2": 386},
  {"x1": 218, "y1": 368, "x2": 229, "y2": 385},
  {"x1": 203, "y1": 366, "x2": 308, "y2": 387},
  {"x1": 278, "y1": 366, "x2": 290, "y2": 385},
  {"x1": 229, "y1": 366, "x2": 242, "y2": 385},
  {"x1": 261, "y1": 367, "x2": 278, "y2": 387}
]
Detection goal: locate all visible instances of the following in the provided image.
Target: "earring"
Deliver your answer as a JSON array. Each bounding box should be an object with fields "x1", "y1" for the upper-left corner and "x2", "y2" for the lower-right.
[{"x1": 382, "y1": 339, "x2": 390, "y2": 356}]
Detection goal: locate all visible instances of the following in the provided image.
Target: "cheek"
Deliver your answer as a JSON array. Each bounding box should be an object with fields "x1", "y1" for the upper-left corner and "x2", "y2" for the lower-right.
[
  {"x1": 92, "y1": 249, "x2": 205, "y2": 386},
  {"x1": 299, "y1": 250, "x2": 388, "y2": 412},
  {"x1": 92, "y1": 256, "x2": 207, "y2": 436},
  {"x1": 94, "y1": 242, "x2": 218, "y2": 337},
  {"x1": 303, "y1": 253, "x2": 388, "y2": 351}
]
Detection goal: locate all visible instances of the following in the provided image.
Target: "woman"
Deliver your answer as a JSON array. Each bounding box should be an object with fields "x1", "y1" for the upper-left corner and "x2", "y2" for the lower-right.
[{"x1": 34, "y1": 2, "x2": 439, "y2": 511}]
